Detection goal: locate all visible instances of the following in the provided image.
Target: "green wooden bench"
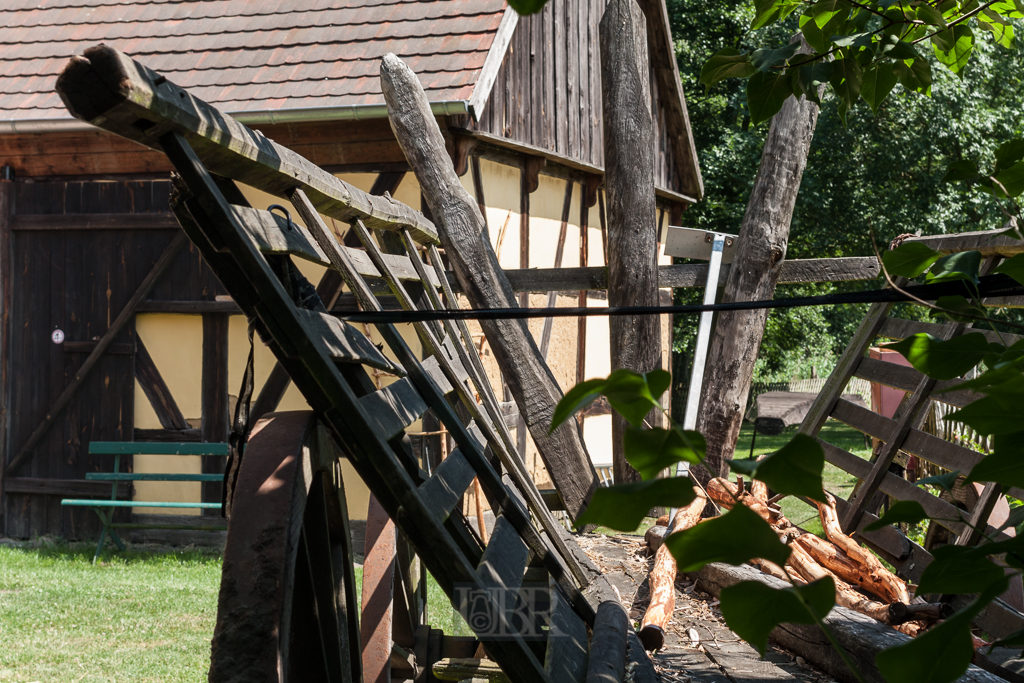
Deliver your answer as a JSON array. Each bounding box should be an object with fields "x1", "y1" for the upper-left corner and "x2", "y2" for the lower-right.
[{"x1": 61, "y1": 441, "x2": 230, "y2": 562}]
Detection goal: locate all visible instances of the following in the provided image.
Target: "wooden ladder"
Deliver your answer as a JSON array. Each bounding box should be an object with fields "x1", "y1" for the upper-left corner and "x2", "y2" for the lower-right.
[{"x1": 55, "y1": 44, "x2": 654, "y2": 682}]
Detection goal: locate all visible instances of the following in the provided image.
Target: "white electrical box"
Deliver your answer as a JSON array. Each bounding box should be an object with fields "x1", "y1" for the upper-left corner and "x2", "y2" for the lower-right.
[{"x1": 663, "y1": 226, "x2": 738, "y2": 263}]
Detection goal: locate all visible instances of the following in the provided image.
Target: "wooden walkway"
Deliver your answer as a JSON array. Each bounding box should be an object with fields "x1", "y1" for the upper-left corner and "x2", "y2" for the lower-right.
[{"x1": 579, "y1": 534, "x2": 831, "y2": 683}]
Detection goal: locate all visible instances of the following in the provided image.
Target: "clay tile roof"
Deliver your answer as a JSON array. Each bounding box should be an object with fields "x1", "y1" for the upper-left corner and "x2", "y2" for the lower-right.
[{"x1": 0, "y1": 0, "x2": 510, "y2": 122}]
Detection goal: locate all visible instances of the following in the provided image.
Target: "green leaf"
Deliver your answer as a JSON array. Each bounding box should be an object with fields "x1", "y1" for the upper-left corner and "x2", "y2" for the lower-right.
[
  {"x1": 720, "y1": 578, "x2": 835, "y2": 655},
  {"x1": 994, "y1": 161, "x2": 1024, "y2": 198},
  {"x1": 882, "y1": 241, "x2": 942, "y2": 277},
  {"x1": 700, "y1": 49, "x2": 757, "y2": 88},
  {"x1": 550, "y1": 378, "x2": 606, "y2": 432},
  {"x1": 666, "y1": 503, "x2": 791, "y2": 572},
  {"x1": 800, "y1": 0, "x2": 852, "y2": 52},
  {"x1": 916, "y1": 469, "x2": 962, "y2": 493},
  {"x1": 875, "y1": 602, "x2": 979, "y2": 683},
  {"x1": 864, "y1": 500, "x2": 930, "y2": 531},
  {"x1": 505, "y1": 0, "x2": 548, "y2": 15},
  {"x1": 861, "y1": 63, "x2": 898, "y2": 113},
  {"x1": 751, "y1": 42, "x2": 801, "y2": 72},
  {"x1": 917, "y1": 3, "x2": 948, "y2": 26},
  {"x1": 894, "y1": 55, "x2": 932, "y2": 95},
  {"x1": 829, "y1": 57, "x2": 863, "y2": 124},
  {"x1": 931, "y1": 25, "x2": 975, "y2": 75},
  {"x1": 943, "y1": 159, "x2": 979, "y2": 182},
  {"x1": 927, "y1": 250, "x2": 982, "y2": 285},
  {"x1": 602, "y1": 368, "x2": 667, "y2": 428},
  {"x1": 995, "y1": 253, "x2": 1024, "y2": 286},
  {"x1": 917, "y1": 544, "x2": 1008, "y2": 595},
  {"x1": 995, "y1": 139, "x2": 1024, "y2": 172},
  {"x1": 883, "y1": 332, "x2": 990, "y2": 380},
  {"x1": 728, "y1": 434, "x2": 827, "y2": 502},
  {"x1": 967, "y1": 438, "x2": 1024, "y2": 488},
  {"x1": 792, "y1": 62, "x2": 833, "y2": 103},
  {"x1": 989, "y1": 627, "x2": 1024, "y2": 650},
  {"x1": 930, "y1": 295, "x2": 987, "y2": 324},
  {"x1": 883, "y1": 38, "x2": 921, "y2": 60},
  {"x1": 978, "y1": 9, "x2": 1015, "y2": 48},
  {"x1": 623, "y1": 426, "x2": 705, "y2": 480},
  {"x1": 747, "y1": 70, "x2": 794, "y2": 126},
  {"x1": 946, "y1": 395, "x2": 1024, "y2": 435},
  {"x1": 752, "y1": 0, "x2": 803, "y2": 29},
  {"x1": 574, "y1": 479, "x2": 696, "y2": 531}
]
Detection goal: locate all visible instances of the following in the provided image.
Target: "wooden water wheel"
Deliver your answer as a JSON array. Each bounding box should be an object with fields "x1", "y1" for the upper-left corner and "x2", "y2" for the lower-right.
[{"x1": 207, "y1": 411, "x2": 361, "y2": 683}]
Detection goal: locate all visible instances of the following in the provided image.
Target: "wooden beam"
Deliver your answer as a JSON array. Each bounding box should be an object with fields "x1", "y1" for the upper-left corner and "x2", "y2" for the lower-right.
[
  {"x1": 5, "y1": 231, "x2": 188, "y2": 476},
  {"x1": 602, "y1": 0, "x2": 660, "y2": 485},
  {"x1": 135, "y1": 337, "x2": 189, "y2": 430},
  {"x1": 906, "y1": 228, "x2": 1023, "y2": 258},
  {"x1": 55, "y1": 45, "x2": 438, "y2": 243},
  {"x1": 4, "y1": 477, "x2": 130, "y2": 499},
  {"x1": 470, "y1": 155, "x2": 489, "y2": 237},
  {"x1": 11, "y1": 213, "x2": 179, "y2": 231},
  {"x1": 134, "y1": 428, "x2": 202, "y2": 442},
  {"x1": 201, "y1": 313, "x2": 230, "y2": 515},
  {"x1": 0, "y1": 175, "x2": 11, "y2": 516},
  {"x1": 380, "y1": 53, "x2": 599, "y2": 522},
  {"x1": 695, "y1": 38, "x2": 821, "y2": 484}
]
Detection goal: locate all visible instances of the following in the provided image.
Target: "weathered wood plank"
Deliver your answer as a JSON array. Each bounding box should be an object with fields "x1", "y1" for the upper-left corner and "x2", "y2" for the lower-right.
[
  {"x1": 357, "y1": 377, "x2": 429, "y2": 441},
  {"x1": 4, "y1": 477, "x2": 129, "y2": 498},
  {"x1": 11, "y1": 213, "x2": 180, "y2": 231},
  {"x1": 878, "y1": 317, "x2": 1023, "y2": 347},
  {"x1": 297, "y1": 309, "x2": 405, "y2": 374},
  {"x1": 380, "y1": 53, "x2": 599, "y2": 522},
  {"x1": 477, "y1": 515, "x2": 529, "y2": 589},
  {"x1": 853, "y1": 356, "x2": 980, "y2": 408},
  {"x1": 200, "y1": 312, "x2": 230, "y2": 515},
  {"x1": 602, "y1": 0, "x2": 660, "y2": 484},
  {"x1": 544, "y1": 576, "x2": 588, "y2": 683},
  {"x1": 906, "y1": 229, "x2": 1024, "y2": 257},
  {"x1": 418, "y1": 449, "x2": 476, "y2": 520},
  {"x1": 55, "y1": 45, "x2": 438, "y2": 243}
]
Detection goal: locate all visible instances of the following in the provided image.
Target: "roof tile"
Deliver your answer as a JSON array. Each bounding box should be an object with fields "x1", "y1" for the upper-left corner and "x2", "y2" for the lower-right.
[{"x1": 2, "y1": 0, "x2": 507, "y2": 121}]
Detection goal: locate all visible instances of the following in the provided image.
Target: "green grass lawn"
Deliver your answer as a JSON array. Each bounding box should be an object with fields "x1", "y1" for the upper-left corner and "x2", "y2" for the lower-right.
[
  {"x1": 0, "y1": 540, "x2": 462, "y2": 682},
  {"x1": 736, "y1": 420, "x2": 867, "y2": 536}
]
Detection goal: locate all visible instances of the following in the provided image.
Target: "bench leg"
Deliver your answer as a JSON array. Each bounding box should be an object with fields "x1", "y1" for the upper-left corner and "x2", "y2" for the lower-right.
[{"x1": 90, "y1": 508, "x2": 126, "y2": 563}]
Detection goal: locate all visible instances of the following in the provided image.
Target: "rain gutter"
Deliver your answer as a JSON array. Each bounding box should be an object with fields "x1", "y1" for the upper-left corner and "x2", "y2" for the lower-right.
[{"x1": 0, "y1": 99, "x2": 471, "y2": 135}]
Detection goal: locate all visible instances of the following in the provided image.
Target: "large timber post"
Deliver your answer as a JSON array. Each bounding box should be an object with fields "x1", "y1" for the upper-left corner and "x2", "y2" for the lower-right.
[{"x1": 601, "y1": 0, "x2": 661, "y2": 485}]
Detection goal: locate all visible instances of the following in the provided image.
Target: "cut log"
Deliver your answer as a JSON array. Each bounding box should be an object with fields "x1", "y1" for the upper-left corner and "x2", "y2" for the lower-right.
[
  {"x1": 637, "y1": 487, "x2": 706, "y2": 651},
  {"x1": 379, "y1": 54, "x2": 599, "y2": 521},
  {"x1": 601, "y1": 0, "x2": 662, "y2": 485},
  {"x1": 816, "y1": 492, "x2": 910, "y2": 605},
  {"x1": 694, "y1": 36, "x2": 822, "y2": 485}
]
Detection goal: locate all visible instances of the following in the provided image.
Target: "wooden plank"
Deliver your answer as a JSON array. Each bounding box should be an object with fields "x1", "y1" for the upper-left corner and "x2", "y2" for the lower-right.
[
  {"x1": 420, "y1": 354, "x2": 456, "y2": 396},
  {"x1": 907, "y1": 229, "x2": 1024, "y2": 257},
  {"x1": 135, "y1": 300, "x2": 242, "y2": 313},
  {"x1": 357, "y1": 378, "x2": 430, "y2": 441},
  {"x1": 418, "y1": 449, "x2": 477, "y2": 520},
  {"x1": 830, "y1": 398, "x2": 895, "y2": 440},
  {"x1": 55, "y1": 46, "x2": 439, "y2": 243},
  {"x1": 853, "y1": 356, "x2": 981, "y2": 408},
  {"x1": 298, "y1": 309, "x2": 405, "y2": 375},
  {"x1": 380, "y1": 54, "x2": 599, "y2": 522},
  {"x1": 4, "y1": 231, "x2": 188, "y2": 477},
  {"x1": 11, "y1": 213, "x2": 179, "y2": 231},
  {"x1": 134, "y1": 427, "x2": 201, "y2": 442},
  {"x1": 201, "y1": 312, "x2": 230, "y2": 515},
  {"x1": 232, "y1": 204, "x2": 331, "y2": 266},
  {"x1": 477, "y1": 515, "x2": 529, "y2": 589},
  {"x1": 601, "y1": 0, "x2": 660, "y2": 484},
  {"x1": 89, "y1": 441, "x2": 229, "y2": 455},
  {"x1": 878, "y1": 317, "x2": 1023, "y2": 347},
  {"x1": 544, "y1": 576, "x2": 588, "y2": 683},
  {"x1": 4, "y1": 477, "x2": 129, "y2": 498},
  {"x1": 134, "y1": 336, "x2": 189, "y2": 430}
]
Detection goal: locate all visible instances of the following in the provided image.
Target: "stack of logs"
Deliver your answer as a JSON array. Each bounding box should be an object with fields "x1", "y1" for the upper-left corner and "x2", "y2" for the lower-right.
[{"x1": 638, "y1": 478, "x2": 949, "y2": 651}]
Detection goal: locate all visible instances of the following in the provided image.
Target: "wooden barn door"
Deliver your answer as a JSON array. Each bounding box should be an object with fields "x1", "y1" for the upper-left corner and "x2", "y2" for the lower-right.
[{"x1": 0, "y1": 178, "x2": 182, "y2": 539}]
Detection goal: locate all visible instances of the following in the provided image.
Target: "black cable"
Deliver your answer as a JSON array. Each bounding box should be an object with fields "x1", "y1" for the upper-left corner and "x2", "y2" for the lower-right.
[{"x1": 338, "y1": 274, "x2": 1024, "y2": 324}]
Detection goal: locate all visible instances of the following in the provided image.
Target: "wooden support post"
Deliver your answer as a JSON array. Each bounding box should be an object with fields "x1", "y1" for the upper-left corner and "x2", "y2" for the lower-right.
[
  {"x1": 0, "y1": 169, "x2": 11, "y2": 519},
  {"x1": 361, "y1": 494, "x2": 396, "y2": 683},
  {"x1": 380, "y1": 54, "x2": 599, "y2": 521},
  {"x1": 471, "y1": 155, "x2": 489, "y2": 237},
  {"x1": 695, "y1": 37, "x2": 820, "y2": 484},
  {"x1": 5, "y1": 231, "x2": 188, "y2": 477},
  {"x1": 601, "y1": 0, "x2": 660, "y2": 485},
  {"x1": 201, "y1": 313, "x2": 230, "y2": 515},
  {"x1": 577, "y1": 182, "x2": 592, "y2": 386}
]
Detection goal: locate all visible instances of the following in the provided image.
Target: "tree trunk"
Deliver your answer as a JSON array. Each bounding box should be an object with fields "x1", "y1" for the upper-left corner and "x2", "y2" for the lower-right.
[
  {"x1": 601, "y1": 0, "x2": 662, "y2": 484},
  {"x1": 693, "y1": 40, "x2": 820, "y2": 485},
  {"x1": 379, "y1": 54, "x2": 599, "y2": 521}
]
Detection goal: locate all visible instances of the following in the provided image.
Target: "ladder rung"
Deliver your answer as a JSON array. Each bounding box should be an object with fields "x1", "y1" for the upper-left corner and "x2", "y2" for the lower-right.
[
  {"x1": 854, "y1": 356, "x2": 979, "y2": 408},
  {"x1": 298, "y1": 309, "x2": 405, "y2": 375},
  {"x1": 358, "y1": 377, "x2": 429, "y2": 441},
  {"x1": 830, "y1": 398, "x2": 894, "y2": 441},
  {"x1": 232, "y1": 205, "x2": 330, "y2": 266},
  {"x1": 418, "y1": 448, "x2": 476, "y2": 520},
  {"x1": 477, "y1": 515, "x2": 528, "y2": 590},
  {"x1": 421, "y1": 354, "x2": 455, "y2": 396}
]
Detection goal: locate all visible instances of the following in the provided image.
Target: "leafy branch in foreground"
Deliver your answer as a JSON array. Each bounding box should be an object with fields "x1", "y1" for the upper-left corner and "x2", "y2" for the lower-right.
[{"x1": 699, "y1": 0, "x2": 1023, "y2": 125}]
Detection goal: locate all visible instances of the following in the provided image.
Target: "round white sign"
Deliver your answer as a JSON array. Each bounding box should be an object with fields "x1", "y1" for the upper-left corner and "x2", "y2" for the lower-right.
[{"x1": 51, "y1": 329, "x2": 65, "y2": 344}]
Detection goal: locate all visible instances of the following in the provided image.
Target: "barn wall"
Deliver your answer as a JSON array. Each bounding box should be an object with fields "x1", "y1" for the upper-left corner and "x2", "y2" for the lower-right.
[{"x1": 474, "y1": 0, "x2": 686, "y2": 196}]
